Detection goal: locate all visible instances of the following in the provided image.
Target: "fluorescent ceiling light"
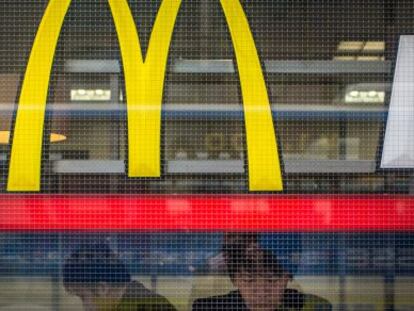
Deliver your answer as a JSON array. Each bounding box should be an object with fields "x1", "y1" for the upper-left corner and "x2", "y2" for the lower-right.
[
  {"x1": 71, "y1": 89, "x2": 111, "y2": 101},
  {"x1": 333, "y1": 56, "x2": 357, "y2": 61},
  {"x1": 334, "y1": 55, "x2": 384, "y2": 61},
  {"x1": 0, "y1": 131, "x2": 66, "y2": 144},
  {"x1": 337, "y1": 41, "x2": 364, "y2": 52},
  {"x1": 363, "y1": 41, "x2": 385, "y2": 52},
  {"x1": 336, "y1": 41, "x2": 385, "y2": 59},
  {"x1": 345, "y1": 90, "x2": 385, "y2": 103},
  {"x1": 356, "y1": 55, "x2": 384, "y2": 61}
]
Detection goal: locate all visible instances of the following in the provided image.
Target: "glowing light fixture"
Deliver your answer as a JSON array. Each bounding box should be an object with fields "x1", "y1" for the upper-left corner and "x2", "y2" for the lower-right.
[
  {"x1": 335, "y1": 41, "x2": 385, "y2": 61},
  {"x1": 337, "y1": 41, "x2": 364, "y2": 52},
  {"x1": 356, "y1": 55, "x2": 384, "y2": 61},
  {"x1": 363, "y1": 41, "x2": 385, "y2": 52},
  {"x1": 50, "y1": 133, "x2": 67, "y2": 143},
  {"x1": 345, "y1": 90, "x2": 385, "y2": 103},
  {"x1": 337, "y1": 41, "x2": 385, "y2": 52},
  {"x1": 333, "y1": 56, "x2": 357, "y2": 61},
  {"x1": 334, "y1": 55, "x2": 384, "y2": 61},
  {"x1": 71, "y1": 89, "x2": 111, "y2": 101}
]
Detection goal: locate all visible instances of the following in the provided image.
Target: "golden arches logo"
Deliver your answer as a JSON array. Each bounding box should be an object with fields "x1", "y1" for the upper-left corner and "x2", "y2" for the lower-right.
[{"x1": 7, "y1": 0, "x2": 283, "y2": 192}]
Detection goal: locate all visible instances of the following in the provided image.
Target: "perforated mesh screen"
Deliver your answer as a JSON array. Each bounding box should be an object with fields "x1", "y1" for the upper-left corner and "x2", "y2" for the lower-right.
[{"x1": 0, "y1": 1, "x2": 413, "y2": 310}]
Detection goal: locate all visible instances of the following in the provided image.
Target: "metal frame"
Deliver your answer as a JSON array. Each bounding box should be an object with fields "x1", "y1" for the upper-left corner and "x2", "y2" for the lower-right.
[
  {"x1": 65, "y1": 59, "x2": 391, "y2": 74},
  {"x1": 52, "y1": 159, "x2": 377, "y2": 174}
]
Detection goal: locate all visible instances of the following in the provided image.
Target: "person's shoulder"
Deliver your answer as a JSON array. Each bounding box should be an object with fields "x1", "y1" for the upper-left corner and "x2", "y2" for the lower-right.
[
  {"x1": 119, "y1": 281, "x2": 177, "y2": 311},
  {"x1": 192, "y1": 291, "x2": 243, "y2": 311},
  {"x1": 302, "y1": 293, "x2": 332, "y2": 311},
  {"x1": 283, "y1": 289, "x2": 332, "y2": 311}
]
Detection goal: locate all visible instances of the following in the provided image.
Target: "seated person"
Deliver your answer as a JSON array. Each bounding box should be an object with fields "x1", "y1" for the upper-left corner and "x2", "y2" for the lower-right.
[
  {"x1": 63, "y1": 243, "x2": 177, "y2": 311},
  {"x1": 192, "y1": 233, "x2": 331, "y2": 311}
]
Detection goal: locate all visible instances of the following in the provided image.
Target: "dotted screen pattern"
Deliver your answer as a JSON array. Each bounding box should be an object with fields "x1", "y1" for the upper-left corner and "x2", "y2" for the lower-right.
[{"x1": 0, "y1": 1, "x2": 413, "y2": 310}]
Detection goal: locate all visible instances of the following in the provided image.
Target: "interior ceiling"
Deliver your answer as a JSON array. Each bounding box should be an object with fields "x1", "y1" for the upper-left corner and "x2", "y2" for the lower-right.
[{"x1": 0, "y1": 0, "x2": 412, "y2": 73}]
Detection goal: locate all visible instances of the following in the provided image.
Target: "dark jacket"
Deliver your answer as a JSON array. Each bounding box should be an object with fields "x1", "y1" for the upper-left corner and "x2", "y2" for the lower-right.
[
  {"x1": 192, "y1": 289, "x2": 332, "y2": 311},
  {"x1": 116, "y1": 281, "x2": 177, "y2": 311}
]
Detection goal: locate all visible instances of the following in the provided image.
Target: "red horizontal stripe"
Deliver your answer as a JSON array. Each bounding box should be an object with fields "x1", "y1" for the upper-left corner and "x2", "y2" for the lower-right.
[{"x1": 0, "y1": 195, "x2": 413, "y2": 231}]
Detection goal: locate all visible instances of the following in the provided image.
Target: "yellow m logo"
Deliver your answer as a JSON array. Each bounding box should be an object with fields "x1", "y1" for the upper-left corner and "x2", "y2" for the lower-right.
[{"x1": 7, "y1": 0, "x2": 283, "y2": 192}]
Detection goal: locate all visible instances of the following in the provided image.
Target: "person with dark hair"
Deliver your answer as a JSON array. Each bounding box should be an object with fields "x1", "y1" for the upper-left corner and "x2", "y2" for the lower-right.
[
  {"x1": 192, "y1": 233, "x2": 332, "y2": 311},
  {"x1": 63, "y1": 243, "x2": 177, "y2": 311}
]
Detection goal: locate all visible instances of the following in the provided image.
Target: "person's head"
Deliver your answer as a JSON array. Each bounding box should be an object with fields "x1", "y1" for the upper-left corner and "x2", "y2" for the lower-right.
[
  {"x1": 62, "y1": 243, "x2": 131, "y2": 311},
  {"x1": 222, "y1": 233, "x2": 290, "y2": 311},
  {"x1": 222, "y1": 232, "x2": 259, "y2": 251}
]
